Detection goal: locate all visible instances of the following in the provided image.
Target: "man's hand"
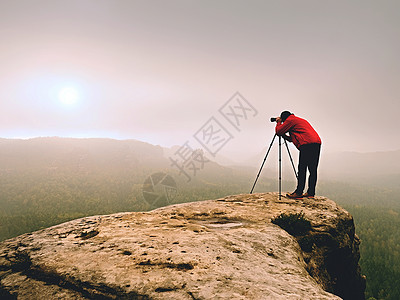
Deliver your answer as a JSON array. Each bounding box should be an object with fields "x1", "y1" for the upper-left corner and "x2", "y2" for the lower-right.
[
  {"x1": 275, "y1": 117, "x2": 282, "y2": 123},
  {"x1": 282, "y1": 134, "x2": 292, "y2": 142}
]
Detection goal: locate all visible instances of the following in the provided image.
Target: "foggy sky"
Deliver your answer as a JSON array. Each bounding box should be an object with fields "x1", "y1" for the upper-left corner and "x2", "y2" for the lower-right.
[{"x1": 1, "y1": 0, "x2": 399, "y2": 162}]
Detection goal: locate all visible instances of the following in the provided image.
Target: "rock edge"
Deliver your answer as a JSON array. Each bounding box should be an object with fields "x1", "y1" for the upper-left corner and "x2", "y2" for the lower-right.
[{"x1": 0, "y1": 193, "x2": 365, "y2": 299}]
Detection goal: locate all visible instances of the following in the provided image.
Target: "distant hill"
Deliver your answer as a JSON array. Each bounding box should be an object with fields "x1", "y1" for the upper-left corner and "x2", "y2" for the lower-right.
[
  {"x1": 0, "y1": 137, "x2": 270, "y2": 242},
  {"x1": 2, "y1": 137, "x2": 398, "y2": 186},
  {"x1": 320, "y1": 150, "x2": 400, "y2": 186},
  {"x1": 0, "y1": 137, "x2": 167, "y2": 172},
  {"x1": 236, "y1": 143, "x2": 400, "y2": 187}
]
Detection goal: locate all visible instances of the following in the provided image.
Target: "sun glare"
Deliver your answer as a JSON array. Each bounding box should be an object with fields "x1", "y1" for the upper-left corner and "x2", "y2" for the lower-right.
[{"x1": 59, "y1": 87, "x2": 79, "y2": 106}]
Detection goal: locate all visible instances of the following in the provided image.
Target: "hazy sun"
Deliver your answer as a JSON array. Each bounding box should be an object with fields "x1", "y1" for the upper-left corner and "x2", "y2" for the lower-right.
[{"x1": 59, "y1": 87, "x2": 79, "y2": 106}]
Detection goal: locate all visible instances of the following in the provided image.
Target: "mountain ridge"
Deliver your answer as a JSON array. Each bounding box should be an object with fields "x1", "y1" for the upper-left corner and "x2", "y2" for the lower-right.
[{"x1": 1, "y1": 136, "x2": 399, "y2": 175}]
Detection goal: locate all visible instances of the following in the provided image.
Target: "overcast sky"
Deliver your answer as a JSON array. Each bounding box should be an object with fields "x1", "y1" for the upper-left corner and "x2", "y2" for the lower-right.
[{"x1": 1, "y1": 0, "x2": 399, "y2": 161}]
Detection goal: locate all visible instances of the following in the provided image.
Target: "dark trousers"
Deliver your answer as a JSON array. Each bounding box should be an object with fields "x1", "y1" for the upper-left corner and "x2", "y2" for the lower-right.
[{"x1": 295, "y1": 143, "x2": 321, "y2": 196}]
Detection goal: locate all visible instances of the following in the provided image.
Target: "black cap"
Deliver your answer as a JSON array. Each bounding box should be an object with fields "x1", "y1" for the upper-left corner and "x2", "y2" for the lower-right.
[{"x1": 280, "y1": 111, "x2": 292, "y2": 121}]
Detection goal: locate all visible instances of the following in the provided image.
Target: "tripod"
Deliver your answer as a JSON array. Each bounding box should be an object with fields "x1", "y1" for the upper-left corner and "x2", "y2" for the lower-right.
[{"x1": 250, "y1": 134, "x2": 298, "y2": 200}]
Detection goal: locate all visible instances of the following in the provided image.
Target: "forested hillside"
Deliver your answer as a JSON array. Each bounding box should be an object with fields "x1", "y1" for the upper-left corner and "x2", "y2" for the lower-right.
[
  {"x1": 0, "y1": 137, "x2": 272, "y2": 241},
  {"x1": 0, "y1": 138, "x2": 399, "y2": 300},
  {"x1": 319, "y1": 182, "x2": 400, "y2": 300}
]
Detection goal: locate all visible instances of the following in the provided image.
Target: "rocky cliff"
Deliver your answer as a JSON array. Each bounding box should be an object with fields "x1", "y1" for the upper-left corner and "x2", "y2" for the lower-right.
[{"x1": 0, "y1": 193, "x2": 365, "y2": 299}]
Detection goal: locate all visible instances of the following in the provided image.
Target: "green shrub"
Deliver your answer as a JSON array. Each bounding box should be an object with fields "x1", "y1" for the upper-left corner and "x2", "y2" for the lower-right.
[{"x1": 271, "y1": 212, "x2": 312, "y2": 236}]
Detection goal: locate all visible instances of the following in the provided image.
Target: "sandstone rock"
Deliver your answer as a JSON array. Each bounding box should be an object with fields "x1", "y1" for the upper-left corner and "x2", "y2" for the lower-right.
[{"x1": 0, "y1": 193, "x2": 365, "y2": 299}]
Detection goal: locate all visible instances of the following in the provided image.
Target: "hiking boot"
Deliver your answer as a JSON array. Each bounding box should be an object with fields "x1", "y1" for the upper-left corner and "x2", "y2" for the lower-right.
[
  {"x1": 286, "y1": 192, "x2": 304, "y2": 199},
  {"x1": 302, "y1": 193, "x2": 315, "y2": 199}
]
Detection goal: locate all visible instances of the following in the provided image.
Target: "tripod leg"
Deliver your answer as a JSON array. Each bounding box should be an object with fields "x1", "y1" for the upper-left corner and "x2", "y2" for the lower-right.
[
  {"x1": 250, "y1": 134, "x2": 277, "y2": 194},
  {"x1": 284, "y1": 139, "x2": 298, "y2": 179},
  {"x1": 279, "y1": 136, "x2": 282, "y2": 200}
]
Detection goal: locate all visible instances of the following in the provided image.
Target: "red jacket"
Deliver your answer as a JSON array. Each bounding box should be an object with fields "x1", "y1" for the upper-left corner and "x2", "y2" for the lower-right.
[{"x1": 275, "y1": 114, "x2": 321, "y2": 149}]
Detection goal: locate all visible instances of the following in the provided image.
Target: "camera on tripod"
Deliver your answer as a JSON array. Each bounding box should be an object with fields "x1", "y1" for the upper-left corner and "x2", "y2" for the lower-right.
[
  {"x1": 250, "y1": 114, "x2": 298, "y2": 198},
  {"x1": 271, "y1": 111, "x2": 292, "y2": 123}
]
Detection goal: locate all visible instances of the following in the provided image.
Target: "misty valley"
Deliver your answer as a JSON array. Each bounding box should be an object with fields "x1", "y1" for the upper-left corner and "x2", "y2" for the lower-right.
[{"x1": 1, "y1": 137, "x2": 399, "y2": 300}]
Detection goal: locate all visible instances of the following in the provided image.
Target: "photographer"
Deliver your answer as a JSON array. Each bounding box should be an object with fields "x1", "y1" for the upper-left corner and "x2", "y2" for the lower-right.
[{"x1": 275, "y1": 111, "x2": 321, "y2": 199}]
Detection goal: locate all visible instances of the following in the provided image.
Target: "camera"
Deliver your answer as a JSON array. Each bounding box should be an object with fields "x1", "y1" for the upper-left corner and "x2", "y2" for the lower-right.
[{"x1": 270, "y1": 117, "x2": 277, "y2": 122}]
